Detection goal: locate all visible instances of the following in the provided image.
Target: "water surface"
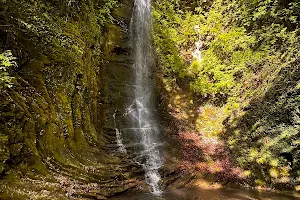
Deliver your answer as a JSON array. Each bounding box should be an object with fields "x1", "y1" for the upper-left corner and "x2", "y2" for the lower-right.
[{"x1": 110, "y1": 187, "x2": 300, "y2": 200}]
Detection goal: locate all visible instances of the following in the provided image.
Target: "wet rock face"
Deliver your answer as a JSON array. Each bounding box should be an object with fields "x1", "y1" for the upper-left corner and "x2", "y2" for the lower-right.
[{"x1": 0, "y1": 0, "x2": 143, "y2": 198}]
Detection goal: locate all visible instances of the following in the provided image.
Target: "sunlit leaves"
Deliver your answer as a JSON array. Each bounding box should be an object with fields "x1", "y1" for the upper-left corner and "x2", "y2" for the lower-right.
[
  {"x1": 96, "y1": 0, "x2": 117, "y2": 26},
  {"x1": 0, "y1": 50, "x2": 16, "y2": 90},
  {"x1": 190, "y1": 25, "x2": 265, "y2": 96},
  {"x1": 153, "y1": 0, "x2": 300, "y2": 189},
  {"x1": 152, "y1": 0, "x2": 202, "y2": 77}
]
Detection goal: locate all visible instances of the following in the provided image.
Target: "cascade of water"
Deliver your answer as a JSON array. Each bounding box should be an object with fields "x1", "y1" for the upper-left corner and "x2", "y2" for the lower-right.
[
  {"x1": 113, "y1": 111, "x2": 127, "y2": 153},
  {"x1": 193, "y1": 41, "x2": 202, "y2": 61},
  {"x1": 193, "y1": 25, "x2": 202, "y2": 61},
  {"x1": 128, "y1": 0, "x2": 163, "y2": 195}
]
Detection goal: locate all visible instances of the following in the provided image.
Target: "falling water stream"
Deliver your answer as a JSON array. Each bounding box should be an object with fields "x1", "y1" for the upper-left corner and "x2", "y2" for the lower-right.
[
  {"x1": 129, "y1": 0, "x2": 163, "y2": 194},
  {"x1": 113, "y1": 111, "x2": 127, "y2": 153},
  {"x1": 114, "y1": 0, "x2": 163, "y2": 195}
]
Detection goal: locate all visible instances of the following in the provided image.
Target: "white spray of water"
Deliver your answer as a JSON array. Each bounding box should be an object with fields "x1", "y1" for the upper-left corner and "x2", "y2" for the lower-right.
[
  {"x1": 193, "y1": 41, "x2": 203, "y2": 61},
  {"x1": 113, "y1": 111, "x2": 127, "y2": 153},
  {"x1": 193, "y1": 25, "x2": 202, "y2": 62},
  {"x1": 128, "y1": 0, "x2": 163, "y2": 195}
]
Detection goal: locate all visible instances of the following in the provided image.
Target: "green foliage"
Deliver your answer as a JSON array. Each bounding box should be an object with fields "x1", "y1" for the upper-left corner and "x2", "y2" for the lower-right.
[
  {"x1": 153, "y1": 0, "x2": 268, "y2": 97},
  {"x1": 190, "y1": 25, "x2": 265, "y2": 95},
  {"x1": 189, "y1": 0, "x2": 269, "y2": 96},
  {"x1": 153, "y1": 0, "x2": 300, "y2": 190},
  {"x1": 225, "y1": 65, "x2": 300, "y2": 187},
  {"x1": 96, "y1": 0, "x2": 118, "y2": 26},
  {"x1": 152, "y1": 0, "x2": 203, "y2": 77},
  {"x1": 0, "y1": 50, "x2": 16, "y2": 89}
]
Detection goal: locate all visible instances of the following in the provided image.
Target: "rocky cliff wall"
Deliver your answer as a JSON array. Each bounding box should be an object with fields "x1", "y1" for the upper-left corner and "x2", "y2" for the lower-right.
[{"x1": 0, "y1": 0, "x2": 147, "y2": 199}]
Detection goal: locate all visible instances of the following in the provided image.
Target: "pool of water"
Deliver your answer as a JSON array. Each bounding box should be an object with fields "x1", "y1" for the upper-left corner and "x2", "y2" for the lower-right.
[{"x1": 110, "y1": 187, "x2": 300, "y2": 200}]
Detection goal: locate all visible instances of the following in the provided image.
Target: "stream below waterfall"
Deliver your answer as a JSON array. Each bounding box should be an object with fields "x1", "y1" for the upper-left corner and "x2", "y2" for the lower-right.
[{"x1": 110, "y1": 187, "x2": 300, "y2": 200}]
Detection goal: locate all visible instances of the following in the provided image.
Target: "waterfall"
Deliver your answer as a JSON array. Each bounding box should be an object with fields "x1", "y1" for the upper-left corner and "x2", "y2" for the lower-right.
[
  {"x1": 127, "y1": 0, "x2": 163, "y2": 195},
  {"x1": 192, "y1": 25, "x2": 202, "y2": 62},
  {"x1": 113, "y1": 111, "x2": 127, "y2": 153},
  {"x1": 193, "y1": 41, "x2": 203, "y2": 61}
]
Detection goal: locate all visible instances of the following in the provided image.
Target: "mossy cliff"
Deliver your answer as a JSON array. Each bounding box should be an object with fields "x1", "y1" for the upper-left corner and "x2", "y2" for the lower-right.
[{"x1": 0, "y1": 0, "x2": 144, "y2": 199}]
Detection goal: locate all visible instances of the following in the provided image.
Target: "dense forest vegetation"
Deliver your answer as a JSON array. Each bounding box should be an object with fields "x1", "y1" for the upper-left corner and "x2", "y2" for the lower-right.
[
  {"x1": 153, "y1": 0, "x2": 300, "y2": 191},
  {"x1": 0, "y1": 0, "x2": 299, "y2": 199}
]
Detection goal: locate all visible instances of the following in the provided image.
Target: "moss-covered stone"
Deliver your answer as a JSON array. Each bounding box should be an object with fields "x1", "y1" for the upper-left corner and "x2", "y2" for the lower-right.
[{"x1": 0, "y1": 0, "x2": 143, "y2": 199}]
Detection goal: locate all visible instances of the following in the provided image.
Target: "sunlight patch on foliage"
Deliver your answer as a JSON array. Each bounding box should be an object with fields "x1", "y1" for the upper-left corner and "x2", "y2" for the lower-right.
[
  {"x1": 0, "y1": 50, "x2": 17, "y2": 89},
  {"x1": 196, "y1": 105, "x2": 226, "y2": 137}
]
